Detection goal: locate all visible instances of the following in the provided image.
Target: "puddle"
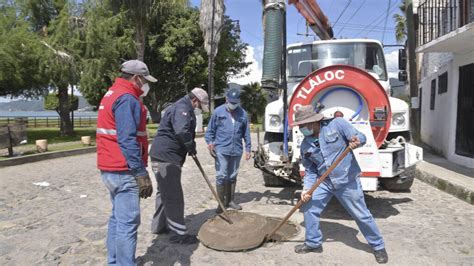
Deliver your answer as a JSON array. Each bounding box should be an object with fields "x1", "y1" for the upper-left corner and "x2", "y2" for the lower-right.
[{"x1": 198, "y1": 211, "x2": 298, "y2": 251}]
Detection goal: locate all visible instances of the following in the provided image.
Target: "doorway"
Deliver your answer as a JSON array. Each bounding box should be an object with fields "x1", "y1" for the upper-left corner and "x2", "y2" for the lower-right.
[{"x1": 455, "y1": 63, "x2": 474, "y2": 157}]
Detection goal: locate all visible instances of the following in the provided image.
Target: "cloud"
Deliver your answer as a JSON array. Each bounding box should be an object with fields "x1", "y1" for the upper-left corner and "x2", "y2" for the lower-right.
[
  {"x1": 229, "y1": 45, "x2": 262, "y2": 85},
  {"x1": 385, "y1": 50, "x2": 399, "y2": 78}
]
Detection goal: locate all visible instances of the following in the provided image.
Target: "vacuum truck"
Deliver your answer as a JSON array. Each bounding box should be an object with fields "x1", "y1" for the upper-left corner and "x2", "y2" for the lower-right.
[{"x1": 254, "y1": 1, "x2": 423, "y2": 191}]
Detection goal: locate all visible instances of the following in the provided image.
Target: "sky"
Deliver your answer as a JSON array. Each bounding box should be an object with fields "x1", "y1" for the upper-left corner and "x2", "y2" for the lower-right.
[
  {"x1": 2, "y1": 1, "x2": 404, "y2": 102},
  {"x1": 191, "y1": 0, "x2": 404, "y2": 85}
]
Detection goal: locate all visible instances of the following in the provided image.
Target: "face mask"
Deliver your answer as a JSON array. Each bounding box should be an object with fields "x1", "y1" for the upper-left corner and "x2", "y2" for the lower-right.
[
  {"x1": 140, "y1": 83, "x2": 150, "y2": 97},
  {"x1": 227, "y1": 103, "x2": 239, "y2": 110},
  {"x1": 194, "y1": 107, "x2": 202, "y2": 115},
  {"x1": 300, "y1": 126, "x2": 314, "y2": 137}
]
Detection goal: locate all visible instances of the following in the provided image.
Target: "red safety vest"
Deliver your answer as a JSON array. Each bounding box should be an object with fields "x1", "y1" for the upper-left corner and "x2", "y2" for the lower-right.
[{"x1": 96, "y1": 78, "x2": 148, "y2": 171}]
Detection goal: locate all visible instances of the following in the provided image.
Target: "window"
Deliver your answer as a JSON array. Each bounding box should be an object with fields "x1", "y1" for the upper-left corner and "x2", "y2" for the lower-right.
[
  {"x1": 430, "y1": 79, "x2": 436, "y2": 110},
  {"x1": 438, "y1": 72, "x2": 448, "y2": 94}
]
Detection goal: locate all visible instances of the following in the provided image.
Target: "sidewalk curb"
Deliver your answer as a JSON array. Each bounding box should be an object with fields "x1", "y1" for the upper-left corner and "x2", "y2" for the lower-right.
[
  {"x1": 415, "y1": 168, "x2": 473, "y2": 205},
  {"x1": 0, "y1": 146, "x2": 96, "y2": 168}
]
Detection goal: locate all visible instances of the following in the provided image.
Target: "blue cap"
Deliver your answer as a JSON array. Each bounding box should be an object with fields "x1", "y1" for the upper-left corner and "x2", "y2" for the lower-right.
[{"x1": 226, "y1": 88, "x2": 240, "y2": 103}]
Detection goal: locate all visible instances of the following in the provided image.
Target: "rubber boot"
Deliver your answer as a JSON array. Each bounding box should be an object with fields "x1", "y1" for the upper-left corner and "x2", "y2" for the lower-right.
[
  {"x1": 224, "y1": 181, "x2": 230, "y2": 208},
  {"x1": 227, "y1": 182, "x2": 242, "y2": 210},
  {"x1": 215, "y1": 184, "x2": 226, "y2": 214}
]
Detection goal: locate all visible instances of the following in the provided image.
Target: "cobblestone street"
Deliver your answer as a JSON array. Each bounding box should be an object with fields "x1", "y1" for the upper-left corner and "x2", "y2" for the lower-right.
[{"x1": 0, "y1": 135, "x2": 473, "y2": 265}]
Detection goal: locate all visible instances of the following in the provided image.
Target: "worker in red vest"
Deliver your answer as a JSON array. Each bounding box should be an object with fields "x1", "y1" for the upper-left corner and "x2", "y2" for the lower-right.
[{"x1": 97, "y1": 60, "x2": 156, "y2": 266}]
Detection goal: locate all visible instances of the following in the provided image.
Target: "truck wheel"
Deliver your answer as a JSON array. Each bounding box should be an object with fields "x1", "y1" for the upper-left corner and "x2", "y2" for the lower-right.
[
  {"x1": 263, "y1": 172, "x2": 287, "y2": 187},
  {"x1": 381, "y1": 167, "x2": 415, "y2": 191}
]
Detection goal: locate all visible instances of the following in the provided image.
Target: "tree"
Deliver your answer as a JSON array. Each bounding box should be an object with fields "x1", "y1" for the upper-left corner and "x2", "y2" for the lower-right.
[
  {"x1": 240, "y1": 82, "x2": 267, "y2": 123},
  {"x1": 77, "y1": 1, "x2": 134, "y2": 109},
  {"x1": 109, "y1": 0, "x2": 188, "y2": 60},
  {"x1": 0, "y1": 2, "x2": 49, "y2": 98},
  {"x1": 44, "y1": 93, "x2": 78, "y2": 112},
  {"x1": 39, "y1": 2, "x2": 82, "y2": 136},
  {"x1": 393, "y1": 2, "x2": 407, "y2": 43},
  {"x1": 143, "y1": 8, "x2": 249, "y2": 122},
  {"x1": 1, "y1": 0, "x2": 80, "y2": 136}
]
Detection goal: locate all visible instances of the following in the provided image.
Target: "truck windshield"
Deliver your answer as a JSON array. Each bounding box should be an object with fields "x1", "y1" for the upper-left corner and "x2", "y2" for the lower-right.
[{"x1": 287, "y1": 42, "x2": 387, "y2": 81}]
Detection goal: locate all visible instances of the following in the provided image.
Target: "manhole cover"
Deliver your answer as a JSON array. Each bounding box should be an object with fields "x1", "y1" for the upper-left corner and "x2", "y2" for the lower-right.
[{"x1": 198, "y1": 211, "x2": 298, "y2": 251}]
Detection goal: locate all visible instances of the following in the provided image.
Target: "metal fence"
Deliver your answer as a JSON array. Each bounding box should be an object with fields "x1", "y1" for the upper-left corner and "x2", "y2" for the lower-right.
[
  {"x1": 0, "y1": 116, "x2": 97, "y2": 128},
  {"x1": 417, "y1": 0, "x2": 473, "y2": 47}
]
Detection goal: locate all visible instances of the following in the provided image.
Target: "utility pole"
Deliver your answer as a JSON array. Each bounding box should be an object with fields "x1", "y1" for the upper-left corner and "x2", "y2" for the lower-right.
[{"x1": 405, "y1": 0, "x2": 420, "y2": 144}]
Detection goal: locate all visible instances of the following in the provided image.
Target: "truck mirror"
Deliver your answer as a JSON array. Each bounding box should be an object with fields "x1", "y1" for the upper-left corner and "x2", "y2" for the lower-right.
[
  {"x1": 398, "y1": 70, "x2": 408, "y2": 82},
  {"x1": 398, "y1": 49, "x2": 407, "y2": 70}
]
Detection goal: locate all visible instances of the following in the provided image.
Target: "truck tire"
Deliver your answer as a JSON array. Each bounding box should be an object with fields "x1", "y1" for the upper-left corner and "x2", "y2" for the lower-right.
[
  {"x1": 381, "y1": 167, "x2": 415, "y2": 191},
  {"x1": 263, "y1": 172, "x2": 287, "y2": 187}
]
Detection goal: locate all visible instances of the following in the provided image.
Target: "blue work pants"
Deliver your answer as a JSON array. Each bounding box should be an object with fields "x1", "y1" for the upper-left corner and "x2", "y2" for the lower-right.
[
  {"x1": 215, "y1": 153, "x2": 242, "y2": 185},
  {"x1": 302, "y1": 178, "x2": 385, "y2": 251},
  {"x1": 101, "y1": 171, "x2": 140, "y2": 266}
]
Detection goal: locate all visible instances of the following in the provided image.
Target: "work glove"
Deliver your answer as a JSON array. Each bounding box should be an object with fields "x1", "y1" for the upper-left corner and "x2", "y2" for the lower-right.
[
  {"x1": 135, "y1": 173, "x2": 153, "y2": 199},
  {"x1": 186, "y1": 141, "x2": 197, "y2": 156}
]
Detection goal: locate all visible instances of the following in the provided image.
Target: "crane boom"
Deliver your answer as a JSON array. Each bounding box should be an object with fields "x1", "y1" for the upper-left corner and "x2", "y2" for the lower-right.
[{"x1": 288, "y1": 0, "x2": 333, "y2": 40}]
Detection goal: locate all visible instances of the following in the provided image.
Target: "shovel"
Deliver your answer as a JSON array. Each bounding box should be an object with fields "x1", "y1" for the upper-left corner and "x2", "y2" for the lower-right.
[
  {"x1": 191, "y1": 154, "x2": 233, "y2": 224},
  {"x1": 265, "y1": 146, "x2": 352, "y2": 241}
]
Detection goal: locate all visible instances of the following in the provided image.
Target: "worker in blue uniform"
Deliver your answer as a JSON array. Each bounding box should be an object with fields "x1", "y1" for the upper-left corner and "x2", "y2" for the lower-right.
[
  {"x1": 292, "y1": 105, "x2": 388, "y2": 264},
  {"x1": 205, "y1": 88, "x2": 251, "y2": 213}
]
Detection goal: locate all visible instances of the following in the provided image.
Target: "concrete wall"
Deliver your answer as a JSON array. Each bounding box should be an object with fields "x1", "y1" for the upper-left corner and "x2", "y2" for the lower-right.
[{"x1": 419, "y1": 50, "x2": 474, "y2": 168}]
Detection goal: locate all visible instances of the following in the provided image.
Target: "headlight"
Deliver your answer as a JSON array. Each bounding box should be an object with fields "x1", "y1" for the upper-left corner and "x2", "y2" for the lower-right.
[
  {"x1": 392, "y1": 113, "x2": 406, "y2": 126},
  {"x1": 269, "y1": 115, "x2": 281, "y2": 127}
]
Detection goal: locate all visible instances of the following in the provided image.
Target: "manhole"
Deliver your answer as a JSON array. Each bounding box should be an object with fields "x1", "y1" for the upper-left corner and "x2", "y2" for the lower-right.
[{"x1": 198, "y1": 211, "x2": 298, "y2": 251}]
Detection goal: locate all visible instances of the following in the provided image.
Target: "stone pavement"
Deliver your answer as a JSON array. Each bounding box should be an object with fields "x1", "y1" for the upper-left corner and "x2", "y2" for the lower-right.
[{"x1": 0, "y1": 134, "x2": 473, "y2": 265}]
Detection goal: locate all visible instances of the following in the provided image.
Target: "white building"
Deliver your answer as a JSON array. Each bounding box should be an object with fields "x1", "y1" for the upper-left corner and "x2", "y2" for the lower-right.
[{"x1": 416, "y1": 0, "x2": 473, "y2": 168}]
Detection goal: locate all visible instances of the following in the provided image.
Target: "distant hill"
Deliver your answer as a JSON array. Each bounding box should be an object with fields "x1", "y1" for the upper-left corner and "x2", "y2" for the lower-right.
[{"x1": 0, "y1": 96, "x2": 92, "y2": 111}]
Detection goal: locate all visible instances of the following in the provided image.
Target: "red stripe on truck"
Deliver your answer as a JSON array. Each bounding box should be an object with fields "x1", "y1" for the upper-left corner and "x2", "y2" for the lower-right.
[{"x1": 361, "y1": 172, "x2": 380, "y2": 177}]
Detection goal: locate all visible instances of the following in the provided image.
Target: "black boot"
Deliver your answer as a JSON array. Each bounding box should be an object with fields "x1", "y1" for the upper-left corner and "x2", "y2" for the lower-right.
[
  {"x1": 294, "y1": 244, "x2": 323, "y2": 254},
  {"x1": 227, "y1": 182, "x2": 242, "y2": 210},
  {"x1": 215, "y1": 184, "x2": 226, "y2": 214},
  {"x1": 374, "y1": 248, "x2": 388, "y2": 264}
]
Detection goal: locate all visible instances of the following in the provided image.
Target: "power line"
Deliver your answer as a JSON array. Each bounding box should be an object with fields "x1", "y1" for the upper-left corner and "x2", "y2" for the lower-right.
[
  {"x1": 240, "y1": 28, "x2": 263, "y2": 42},
  {"x1": 366, "y1": 1, "x2": 401, "y2": 40},
  {"x1": 351, "y1": 0, "x2": 400, "y2": 38},
  {"x1": 336, "y1": 0, "x2": 366, "y2": 36},
  {"x1": 382, "y1": 0, "x2": 392, "y2": 43},
  {"x1": 338, "y1": 25, "x2": 396, "y2": 33},
  {"x1": 332, "y1": 0, "x2": 352, "y2": 28},
  {"x1": 336, "y1": 22, "x2": 395, "y2": 31}
]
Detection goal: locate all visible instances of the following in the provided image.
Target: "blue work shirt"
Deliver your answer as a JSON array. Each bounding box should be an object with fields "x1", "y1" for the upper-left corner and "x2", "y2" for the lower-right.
[
  {"x1": 112, "y1": 94, "x2": 147, "y2": 177},
  {"x1": 300, "y1": 117, "x2": 366, "y2": 190},
  {"x1": 205, "y1": 104, "x2": 251, "y2": 156}
]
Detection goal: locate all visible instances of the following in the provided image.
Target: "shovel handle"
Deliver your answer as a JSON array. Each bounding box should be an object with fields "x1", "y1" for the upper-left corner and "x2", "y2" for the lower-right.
[
  {"x1": 267, "y1": 146, "x2": 352, "y2": 239},
  {"x1": 191, "y1": 154, "x2": 233, "y2": 224}
]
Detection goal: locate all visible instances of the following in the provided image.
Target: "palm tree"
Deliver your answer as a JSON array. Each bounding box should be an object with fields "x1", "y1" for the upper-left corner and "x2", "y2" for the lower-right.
[
  {"x1": 240, "y1": 82, "x2": 267, "y2": 123},
  {"x1": 393, "y1": 1, "x2": 407, "y2": 43}
]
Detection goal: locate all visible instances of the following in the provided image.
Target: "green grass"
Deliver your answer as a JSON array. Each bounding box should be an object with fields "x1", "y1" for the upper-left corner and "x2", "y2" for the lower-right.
[
  {"x1": 26, "y1": 127, "x2": 97, "y2": 144},
  {"x1": 1, "y1": 143, "x2": 93, "y2": 160}
]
